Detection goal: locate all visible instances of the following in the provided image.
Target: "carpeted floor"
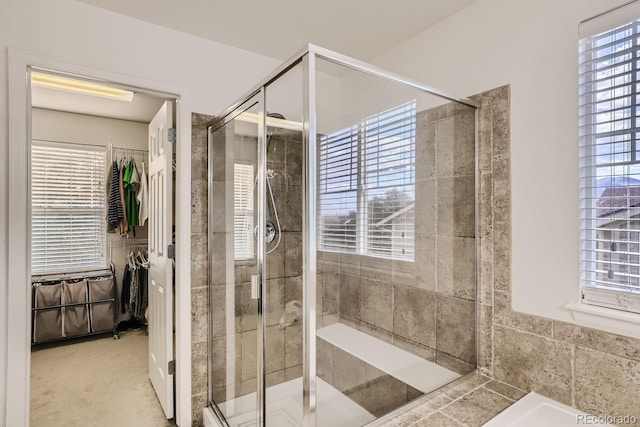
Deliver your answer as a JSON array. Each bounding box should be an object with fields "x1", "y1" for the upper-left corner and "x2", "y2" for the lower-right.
[{"x1": 30, "y1": 330, "x2": 175, "y2": 427}]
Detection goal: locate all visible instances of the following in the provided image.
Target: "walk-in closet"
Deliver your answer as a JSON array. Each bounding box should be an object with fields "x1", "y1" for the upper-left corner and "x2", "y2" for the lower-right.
[{"x1": 28, "y1": 71, "x2": 177, "y2": 426}]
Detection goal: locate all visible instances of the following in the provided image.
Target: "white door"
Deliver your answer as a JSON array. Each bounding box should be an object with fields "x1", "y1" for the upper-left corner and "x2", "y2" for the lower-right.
[{"x1": 148, "y1": 100, "x2": 174, "y2": 419}]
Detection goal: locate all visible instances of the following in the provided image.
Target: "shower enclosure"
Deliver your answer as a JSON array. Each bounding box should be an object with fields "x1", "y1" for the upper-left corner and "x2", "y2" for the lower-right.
[{"x1": 207, "y1": 45, "x2": 478, "y2": 427}]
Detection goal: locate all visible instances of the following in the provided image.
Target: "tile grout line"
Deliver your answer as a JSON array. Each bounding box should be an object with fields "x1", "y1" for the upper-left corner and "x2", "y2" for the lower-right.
[{"x1": 479, "y1": 384, "x2": 517, "y2": 402}]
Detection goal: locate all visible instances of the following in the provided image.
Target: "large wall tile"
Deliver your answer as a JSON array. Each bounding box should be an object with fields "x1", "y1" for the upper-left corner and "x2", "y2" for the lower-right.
[
  {"x1": 339, "y1": 273, "x2": 361, "y2": 319},
  {"x1": 191, "y1": 286, "x2": 209, "y2": 344},
  {"x1": 241, "y1": 330, "x2": 257, "y2": 382},
  {"x1": 265, "y1": 325, "x2": 285, "y2": 374},
  {"x1": 436, "y1": 294, "x2": 476, "y2": 363},
  {"x1": 493, "y1": 326, "x2": 572, "y2": 404},
  {"x1": 190, "y1": 233, "x2": 208, "y2": 288},
  {"x1": 493, "y1": 291, "x2": 552, "y2": 338},
  {"x1": 574, "y1": 346, "x2": 640, "y2": 422},
  {"x1": 393, "y1": 285, "x2": 436, "y2": 348},
  {"x1": 436, "y1": 236, "x2": 475, "y2": 300},
  {"x1": 437, "y1": 176, "x2": 475, "y2": 238},
  {"x1": 492, "y1": 221, "x2": 510, "y2": 292},
  {"x1": 285, "y1": 323, "x2": 302, "y2": 368},
  {"x1": 415, "y1": 179, "x2": 436, "y2": 236},
  {"x1": 192, "y1": 341, "x2": 208, "y2": 397},
  {"x1": 416, "y1": 112, "x2": 436, "y2": 181},
  {"x1": 452, "y1": 109, "x2": 477, "y2": 177},
  {"x1": 491, "y1": 97, "x2": 510, "y2": 157},
  {"x1": 478, "y1": 304, "x2": 493, "y2": 372},
  {"x1": 477, "y1": 105, "x2": 493, "y2": 174},
  {"x1": 284, "y1": 232, "x2": 303, "y2": 278},
  {"x1": 435, "y1": 116, "x2": 455, "y2": 177},
  {"x1": 554, "y1": 321, "x2": 640, "y2": 361},
  {"x1": 360, "y1": 279, "x2": 393, "y2": 332},
  {"x1": 415, "y1": 234, "x2": 436, "y2": 292},
  {"x1": 322, "y1": 272, "x2": 340, "y2": 315}
]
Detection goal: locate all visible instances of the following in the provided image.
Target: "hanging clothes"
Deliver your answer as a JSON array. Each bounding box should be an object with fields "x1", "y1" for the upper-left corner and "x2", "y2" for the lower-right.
[
  {"x1": 120, "y1": 251, "x2": 148, "y2": 324},
  {"x1": 137, "y1": 161, "x2": 149, "y2": 226},
  {"x1": 120, "y1": 263, "x2": 132, "y2": 314},
  {"x1": 123, "y1": 159, "x2": 140, "y2": 229},
  {"x1": 118, "y1": 159, "x2": 129, "y2": 236},
  {"x1": 107, "y1": 161, "x2": 124, "y2": 229},
  {"x1": 130, "y1": 259, "x2": 148, "y2": 322}
]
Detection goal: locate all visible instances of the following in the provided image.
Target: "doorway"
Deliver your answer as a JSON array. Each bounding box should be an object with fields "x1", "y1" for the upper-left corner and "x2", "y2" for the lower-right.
[{"x1": 27, "y1": 69, "x2": 177, "y2": 426}]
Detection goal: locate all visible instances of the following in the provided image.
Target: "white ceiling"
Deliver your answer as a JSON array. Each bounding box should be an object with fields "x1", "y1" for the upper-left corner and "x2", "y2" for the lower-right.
[
  {"x1": 35, "y1": 0, "x2": 479, "y2": 122},
  {"x1": 77, "y1": 0, "x2": 479, "y2": 61}
]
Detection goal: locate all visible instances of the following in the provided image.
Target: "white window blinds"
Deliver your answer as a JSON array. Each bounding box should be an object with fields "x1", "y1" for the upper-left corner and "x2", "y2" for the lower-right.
[
  {"x1": 234, "y1": 163, "x2": 255, "y2": 260},
  {"x1": 31, "y1": 142, "x2": 106, "y2": 275},
  {"x1": 318, "y1": 101, "x2": 416, "y2": 260},
  {"x1": 579, "y1": 18, "x2": 640, "y2": 313}
]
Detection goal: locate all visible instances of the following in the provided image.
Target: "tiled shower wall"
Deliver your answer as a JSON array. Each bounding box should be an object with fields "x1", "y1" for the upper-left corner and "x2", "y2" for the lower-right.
[
  {"x1": 193, "y1": 120, "x2": 305, "y2": 425},
  {"x1": 191, "y1": 113, "x2": 211, "y2": 426},
  {"x1": 474, "y1": 85, "x2": 640, "y2": 423},
  {"x1": 320, "y1": 102, "x2": 477, "y2": 375}
]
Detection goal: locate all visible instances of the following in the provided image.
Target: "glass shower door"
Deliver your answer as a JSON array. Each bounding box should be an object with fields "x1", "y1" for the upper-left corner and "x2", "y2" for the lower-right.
[{"x1": 208, "y1": 93, "x2": 268, "y2": 426}]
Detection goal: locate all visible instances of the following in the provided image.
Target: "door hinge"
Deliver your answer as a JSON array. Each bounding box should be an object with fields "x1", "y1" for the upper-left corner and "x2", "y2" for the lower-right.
[
  {"x1": 167, "y1": 244, "x2": 175, "y2": 259},
  {"x1": 168, "y1": 128, "x2": 176, "y2": 143},
  {"x1": 168, "y1": 360, "x2": 175, "y2": 375}
]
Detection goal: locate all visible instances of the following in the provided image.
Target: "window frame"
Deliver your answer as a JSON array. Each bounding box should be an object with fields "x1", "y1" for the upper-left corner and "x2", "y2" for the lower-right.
[
  {"x1": 31, "y1": 140, "x2": 107, "y2": 276},
  {"x1": 233, "y1": 162, "x2": 255, "y2": 261},
  {"x1": 318, "y1": 101, "x2": 416, "y2": 261},
  {"x1": 579, "y1": 18, "x2": 640, "y2": 314}
]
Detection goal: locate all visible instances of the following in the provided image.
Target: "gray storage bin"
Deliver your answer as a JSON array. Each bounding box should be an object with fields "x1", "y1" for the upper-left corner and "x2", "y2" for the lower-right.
[
  {"x1": 88, "y1": 278, "x2": 114, "y2": 333},
  {"x1": 33, "y1": 283, "x2": 63, "y2": 343},
  {"x1": 63, "y1": 280, "x2": 90, "y2": 338}
]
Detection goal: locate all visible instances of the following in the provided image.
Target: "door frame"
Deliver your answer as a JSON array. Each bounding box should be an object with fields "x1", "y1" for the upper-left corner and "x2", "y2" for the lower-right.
[{"x1": 6, "y1": 49, "x2": 193, "y2": 427}]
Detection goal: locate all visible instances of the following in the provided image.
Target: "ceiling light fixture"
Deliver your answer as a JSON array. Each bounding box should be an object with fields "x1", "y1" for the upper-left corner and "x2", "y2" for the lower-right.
[{"x1": 31, "y1": 72, "x2": 134, "y2": 102}]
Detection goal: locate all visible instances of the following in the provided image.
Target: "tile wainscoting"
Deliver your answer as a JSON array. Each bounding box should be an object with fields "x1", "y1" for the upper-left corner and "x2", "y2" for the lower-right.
[{"x1": 472, "y1": 85, "x2": 640, "y2": 424}]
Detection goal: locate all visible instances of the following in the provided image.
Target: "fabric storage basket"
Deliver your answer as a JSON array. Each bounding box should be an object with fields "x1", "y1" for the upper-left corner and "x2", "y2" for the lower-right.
[
  {"x1": 88, "y1": 277, "x2": 114, "y2": 333},
  {"x1": 62, "y1": 280, "x2": 90, "y2": 338},
  {"x1": 33, "y1": 282, "x2": 63, "y2": 343}
]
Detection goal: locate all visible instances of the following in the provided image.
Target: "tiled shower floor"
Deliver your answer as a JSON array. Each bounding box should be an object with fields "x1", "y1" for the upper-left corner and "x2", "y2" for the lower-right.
[{"x1": 217, "y1": 377, "x2": 375, "y2": 427}]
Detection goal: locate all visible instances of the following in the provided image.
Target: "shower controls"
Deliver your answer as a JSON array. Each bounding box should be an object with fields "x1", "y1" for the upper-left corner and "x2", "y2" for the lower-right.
[{"x1": 254, "y1": 221, "x2": 277, "y2": 244}]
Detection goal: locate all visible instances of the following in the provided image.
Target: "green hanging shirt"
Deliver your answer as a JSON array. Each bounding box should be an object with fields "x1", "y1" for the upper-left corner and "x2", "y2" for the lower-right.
[{"x1": 123, "y1": 159, "x2": 139, "y2": 227}]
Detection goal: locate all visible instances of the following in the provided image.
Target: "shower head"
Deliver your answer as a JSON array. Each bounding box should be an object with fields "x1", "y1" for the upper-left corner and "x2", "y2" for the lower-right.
[
  {"x1": 267, "y1": 112, "x2": 286, "y2": 120},
  {"x1": 266, "y1": 112, "x2": 286, "y2": 149}
]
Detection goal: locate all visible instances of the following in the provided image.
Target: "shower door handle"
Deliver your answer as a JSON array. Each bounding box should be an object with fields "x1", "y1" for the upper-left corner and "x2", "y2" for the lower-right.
[{"x1": 251, "y1": 274, "x2": 260, "y2": 300}]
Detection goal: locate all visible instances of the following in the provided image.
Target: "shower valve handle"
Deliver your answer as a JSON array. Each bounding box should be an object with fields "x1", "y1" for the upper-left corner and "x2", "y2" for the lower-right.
[{"x1": 251, "y1": 274, "x2": 260, "y2": 300}]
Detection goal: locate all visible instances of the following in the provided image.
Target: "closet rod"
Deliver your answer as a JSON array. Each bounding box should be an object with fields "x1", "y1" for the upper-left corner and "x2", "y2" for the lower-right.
[
  {"x1": 109, "y1": 144, "x2": 148, "y2": 153},
  {"x1": 108, "y1": 238, "x2": 148, "y2": 247},
  {"x1": 108, "y1": 239, "x2": 148, "y2": 262}
]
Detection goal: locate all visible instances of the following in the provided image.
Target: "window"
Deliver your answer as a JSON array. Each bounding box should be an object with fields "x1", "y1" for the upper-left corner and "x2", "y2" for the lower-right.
[
  {"x1": 234, "y1": 163, "x2": 254, "y2": 260},
  {"x1": 31, "y1": 142, "x2": 106, "y2": 275},
  {"x1": 318, "y1": 101, "x2": 416, "y2": 261},
  {"x1": 579, "y1": 18, "x2": 640, "y2": 313}
]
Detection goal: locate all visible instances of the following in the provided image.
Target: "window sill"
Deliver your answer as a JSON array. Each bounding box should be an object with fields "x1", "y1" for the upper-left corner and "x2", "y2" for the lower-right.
[{"x1": 564, "y1": 302, "x2": 640, "y2": 339}]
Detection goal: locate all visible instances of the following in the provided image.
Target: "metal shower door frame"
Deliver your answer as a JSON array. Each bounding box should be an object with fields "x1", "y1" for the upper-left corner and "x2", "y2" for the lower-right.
[{"x1": 210, "y1": 44, "x2": 479, "y2": 427}]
